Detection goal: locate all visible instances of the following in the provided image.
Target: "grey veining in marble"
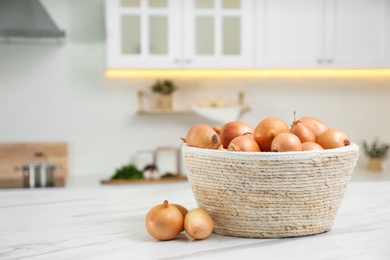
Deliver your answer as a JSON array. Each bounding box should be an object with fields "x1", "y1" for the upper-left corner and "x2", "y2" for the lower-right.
[{"x1": 0, "y1": 181, "x2": 389, "y2": 260}]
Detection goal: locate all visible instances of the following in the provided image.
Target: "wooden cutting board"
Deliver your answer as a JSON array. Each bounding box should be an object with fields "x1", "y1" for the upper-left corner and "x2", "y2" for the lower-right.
[{"x1": 0, "y1": 142, "x2": 68, "y2": 188}]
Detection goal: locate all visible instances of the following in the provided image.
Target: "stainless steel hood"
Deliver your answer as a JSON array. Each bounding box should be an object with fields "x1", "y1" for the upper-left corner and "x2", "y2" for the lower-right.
[{"x1": 0, "y1": 0, "x2": 65, "y2": 39}]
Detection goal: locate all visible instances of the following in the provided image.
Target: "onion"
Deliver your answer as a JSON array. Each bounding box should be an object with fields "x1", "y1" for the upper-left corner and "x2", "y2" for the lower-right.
[
  {"x1": 145, "y1": 200, "x2": 184, "y2": 241},
  {"x1": 302, "y1": 141, "x2": 324, "y2": 151},
  {"x1": 271, "y1": 132, "x2": 302, "y2": 152},
  {"x1": 184, "y1": 208, "x2": 214, "y2": 240},
  {"x1": 214, "y1": 121, "x2": 254, "y2": 149},
  {"x1": 317, "y1": 129, "x2": 351, "y2": 149},
  {"x1": 172, "y1": 204, "x2": 188, "y2": 232},
  {"x1": 181, "y1": 124, "x2": 221, "y2": 149},
  {"x1": 217, "y1": 145, "x2": 226, "y2": 150},
  {"x1": 290, "y1": 112, "x2": 316, "y2": 143},
  {"x1": 228, "y1": 134, "x2": 260, "y2": 152},
  {"x1": 298, "y1": 116, "x2": 329, "y2": 140},
  {"x1": 254, "y1": 117, "x2": 290, "y2": 152}
]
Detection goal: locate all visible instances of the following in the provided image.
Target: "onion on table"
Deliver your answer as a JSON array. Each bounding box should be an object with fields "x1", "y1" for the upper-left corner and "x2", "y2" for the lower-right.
[{"x1": 145, "y1": 200, "x2": 184, "y2": 241}]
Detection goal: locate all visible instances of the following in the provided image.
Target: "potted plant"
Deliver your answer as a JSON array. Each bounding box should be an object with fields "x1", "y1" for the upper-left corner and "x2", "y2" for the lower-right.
[
  {"x1": 362, "y1": 138, "x2": 389, "y2": 171},
  {"x1": 150, "y1": 79, "x2": 177, "y2": 109}
]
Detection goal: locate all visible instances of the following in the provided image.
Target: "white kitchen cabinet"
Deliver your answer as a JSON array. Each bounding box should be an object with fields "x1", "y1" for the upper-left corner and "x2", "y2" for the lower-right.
[
  {"x1": 256, "y1": 0, "x2": 390, "y2": 68},
  {"x1": 105, "y1": 0, "x2": 254, "y2": 69},
  {"x1": 325, "y1": 0, "x2": 389, "y2": 68},
  {"x1": 182, "y1": 0, "x2": 255, "y2": 68},
  {"x1": 256, "y1": 0, "x2": 324, "y2": 68},
  {"x1": 105, "y1": 0, "x2": 181, "y2": 69}
]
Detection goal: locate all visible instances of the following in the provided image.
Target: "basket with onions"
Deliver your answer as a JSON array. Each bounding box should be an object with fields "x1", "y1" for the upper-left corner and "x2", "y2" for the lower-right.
[{"x1": 181, "y1": 112, "x2": 359, "y2": 238}]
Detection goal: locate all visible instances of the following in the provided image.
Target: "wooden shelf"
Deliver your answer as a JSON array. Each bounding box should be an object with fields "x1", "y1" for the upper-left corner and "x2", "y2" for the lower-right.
[
  {"x1": 137, "y1": 90, "x2": 251, "y2": 117},
  {"x1": 137, "y1": 109, "x2": 192, "y2": 115},
  {"x1": 100, "y1": 175, "x2": 187, "y2": 185}
]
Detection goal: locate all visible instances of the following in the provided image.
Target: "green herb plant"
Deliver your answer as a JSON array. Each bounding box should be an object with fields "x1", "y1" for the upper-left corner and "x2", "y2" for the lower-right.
[
  {"x1": 111, "y1": 163, "x2": 143, "y2": 180},
  {"x1": 151, "y1": 80, "x2": 177, "y2": 95},
  {"x1": 362, "y1": 138, "x2": 389, "y2": 160}
]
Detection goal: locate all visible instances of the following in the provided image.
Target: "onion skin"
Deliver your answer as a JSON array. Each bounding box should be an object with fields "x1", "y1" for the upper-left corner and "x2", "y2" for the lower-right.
[
  {"x1": 254, "y1": 117, "x2": 290, "y2": 152},
  {"x1": 215, "y1": 121, "x2": 254, "y2": 149},
  {"x1": 317, "y1": 129, "x2": 351, "y2": 149},
  {"x1": 217, "y1": 145, "x2": 226, "y2": 150},
  {"x1": 228, "y1": 134, "x2": 261, "y2": 152},
  {"x1": 302, "y1": 141, "x2": 324, "y2": 151},
  {"x1": 271, "y1": 132, "x2": 302, "y2": 152},
  {"x1": 145, "y1": 200, "x2": 184, "y2": 241},
  {"x1": 181, "y1": 124, "x2": 221, "y2": 149},
  {"x1": 172, "y1": 204, "x2": 188, "y2": 232},
  {"x1": 184, "y1": 208, "x2": 214, "y2": 240},
  {"x1": 290, "y1": 112, "x2": 316, "y2": 143},
  {"x1": 298, "y1": 117, "x2": 329, "y2": 140}
]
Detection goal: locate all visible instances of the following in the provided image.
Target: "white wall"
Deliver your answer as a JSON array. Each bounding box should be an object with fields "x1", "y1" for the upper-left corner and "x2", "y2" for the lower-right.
[{"x1": 0, "y1": 0, "x2": 389, "y2": 181}]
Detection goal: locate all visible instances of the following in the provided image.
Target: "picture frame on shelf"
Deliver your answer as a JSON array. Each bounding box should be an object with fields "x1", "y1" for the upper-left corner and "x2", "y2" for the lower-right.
[{"x1": 155, "y1": 146, "x2": 180, "y2": 176}]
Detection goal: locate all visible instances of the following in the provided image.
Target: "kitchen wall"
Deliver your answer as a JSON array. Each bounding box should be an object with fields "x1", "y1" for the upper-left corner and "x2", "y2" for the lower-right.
[{"x1": 0, "y1": 0, "x2": 389, "y2": 181}]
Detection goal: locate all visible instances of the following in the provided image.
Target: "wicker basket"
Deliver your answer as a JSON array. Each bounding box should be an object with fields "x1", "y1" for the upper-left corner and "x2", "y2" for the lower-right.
[{"x1": 182, "y1": 144, "x2": 359, "y2": 238}]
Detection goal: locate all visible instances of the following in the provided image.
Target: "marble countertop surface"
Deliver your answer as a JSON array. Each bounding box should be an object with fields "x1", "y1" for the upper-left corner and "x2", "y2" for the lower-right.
[{"x1": 1, "y1": 180, "x2": 389, "y2": 260}]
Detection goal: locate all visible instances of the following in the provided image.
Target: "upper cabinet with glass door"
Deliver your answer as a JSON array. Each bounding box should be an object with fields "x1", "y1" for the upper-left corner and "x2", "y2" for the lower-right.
[
  {"x1": 105, "y1": 0, "x2": 254, "y2": 69},
  {"x1": 182, "y1": 0, "x2": 255, "y2": 68},
  {"x1": 105, "y1": 0, "x2": 181, "y2": 69}
]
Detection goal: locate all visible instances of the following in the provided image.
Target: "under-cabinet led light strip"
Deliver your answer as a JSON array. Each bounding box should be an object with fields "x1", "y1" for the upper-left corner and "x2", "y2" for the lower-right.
[{"x1": 105, "y1": 69, "x2": 390, "y2": 78}]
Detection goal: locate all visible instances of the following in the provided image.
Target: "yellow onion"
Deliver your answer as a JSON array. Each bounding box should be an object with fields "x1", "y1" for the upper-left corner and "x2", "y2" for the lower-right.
[
  {"x1": 172, "y1": 204, "x2": 188, "y2": 232},
  {"x1": 298, "y1": 116, "x2": 329, "y2": 140},
  {"x1": 214, "y1": 121, "x2": 254, "y2": 149},
  {"x1": 271, "y1": 132, "x2": 302, "y2": 152},
  {"x1": 317, "y1": 129, "x2": 351, "y2": 149},
  {"x1": 145, "y1": 200, "x2": 183, "y2": 241},
  {"x1": 228, "y1": 134, "x2": 261, "y2": 152},
  {"x1": 181, "y1": 124, "x2": 221, "y2": 149},
  {"x1": 290, "y1": 112, "x2": 316, "y2": 143},
  {"x1": 302, "y1": 141, "x2": 324, "y2": 151},
  {"x1": 184, "y1": 208, "x2": 214, "y2": 240},
  {"x1": 254, "y1": 117, "x2": 290, "y2": 152}
]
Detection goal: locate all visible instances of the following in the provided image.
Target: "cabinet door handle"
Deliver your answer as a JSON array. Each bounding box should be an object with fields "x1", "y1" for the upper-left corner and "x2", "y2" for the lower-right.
[
  {"x1": 317, "y1": 59, "x2": 323, "y2": 64},
  {"x1": 185, "y1": 59, "x2": 191, "y2": 64},
  {"x1": 174, "y1": 59, "x2": 180, "y2": 64},
  {"x1": 327, "y1": 59, "x2": 333, "y2": 64}
]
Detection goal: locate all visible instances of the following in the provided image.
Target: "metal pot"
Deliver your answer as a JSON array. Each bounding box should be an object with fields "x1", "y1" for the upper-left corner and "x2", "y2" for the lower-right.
[
  {"x1": 16, "y1": 152, "x2": 58, "y2": 188},
  {"x1": 21, "y1": 162, "x2": 56, "y2": 187}
]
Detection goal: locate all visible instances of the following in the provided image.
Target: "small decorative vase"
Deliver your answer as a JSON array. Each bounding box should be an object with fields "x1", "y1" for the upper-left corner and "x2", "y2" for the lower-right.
[
  {"x1": 367, "y1": 158, "x2": 384, "y2": 171},
  {"x1": 155, "y1": 94, "x2": 173, "y2": 109}
]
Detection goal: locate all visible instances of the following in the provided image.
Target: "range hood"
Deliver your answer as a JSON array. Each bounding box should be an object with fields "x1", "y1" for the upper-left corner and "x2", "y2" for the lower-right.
[{"x1": 0, "y1": 0, "x2": 65, "y2": 39}]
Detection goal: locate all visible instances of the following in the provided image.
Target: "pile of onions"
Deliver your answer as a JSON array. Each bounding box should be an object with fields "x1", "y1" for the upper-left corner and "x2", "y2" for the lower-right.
[
  {"x1": 145, "y1": 201, "x2": 214, "y2": 241},
  {"x1": 181, "y1": 114, "x2": 351, "y2": 153}
]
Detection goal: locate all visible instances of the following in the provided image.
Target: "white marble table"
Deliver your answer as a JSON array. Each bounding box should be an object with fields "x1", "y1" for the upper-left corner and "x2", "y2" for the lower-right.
[{"x1": 0, "y1": 181, "x2": 389, "y2": 260}]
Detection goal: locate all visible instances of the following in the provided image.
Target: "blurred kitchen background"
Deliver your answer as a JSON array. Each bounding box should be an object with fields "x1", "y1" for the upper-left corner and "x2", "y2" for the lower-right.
[{"x1": 0, "y1": 0, "x2": 389, "y2": 187}]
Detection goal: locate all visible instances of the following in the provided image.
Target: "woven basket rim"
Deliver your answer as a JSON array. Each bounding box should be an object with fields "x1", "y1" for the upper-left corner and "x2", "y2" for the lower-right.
[{"x1": 182, "y1": 143, "x2": 359, "y2": 161}]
